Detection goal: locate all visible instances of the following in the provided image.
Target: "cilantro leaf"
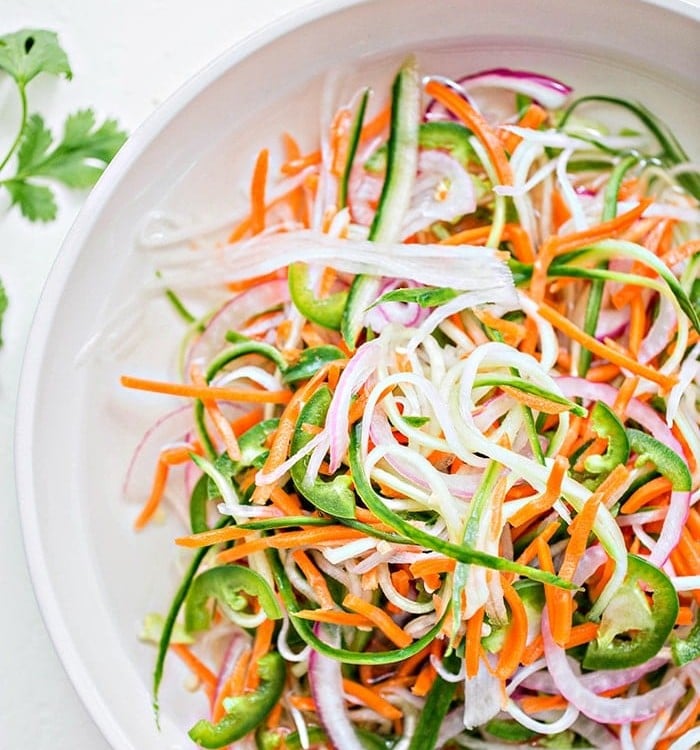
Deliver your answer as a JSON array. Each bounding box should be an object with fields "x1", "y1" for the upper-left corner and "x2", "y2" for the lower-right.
[
  {"x1": 27, "y1": 109, "x2": 127, "y2": 188},
  {"x1": 4, "y1": 180, "x2": 57, "y2": 222},
  {"x1": 14, "y1": 109, "x2": 127, "y2": 188},
  {"x1": 0, "y1": 277, "x2": 7, "y2": 348},
  {"x1": 0, "y1": 29, "x2": 71, "y2": 86}
]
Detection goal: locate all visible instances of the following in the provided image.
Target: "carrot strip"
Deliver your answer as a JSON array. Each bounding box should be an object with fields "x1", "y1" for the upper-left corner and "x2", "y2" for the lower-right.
[
  {"x1": 191, "y1": 363, "x2": 241, "y2": 461},
  {"x1": 293, "y1": 609, "x2": 374, "y2": 628},
  {"x1": 586, "y1": 363, "x2": 621, "y2": 383},
  {"x1": 628, "y1": 297, "x2": 646, "y2": 357},
  {"x1": 160, "y1": 443, "x2": 202, "y2": 465},
  {"x1": 424, "y1": 79, "x2": 513, "y2": 185},
  {"x1": 266, "y1": 700, "x2": 284, "y2": 729},
  {"x1": 270, "y1": 486, "x2": 303, "y2": 516},
  {"x1": 519, "y1": 694, "x2": 569, "y2": 714},
  {"x1": 531, "y1": 200, "x2": 651, "y2": 300},
  {"x1": 551, "y1": 189, "x2": 572, "y2": 231},
  {"x1": 504, "y1": 103, "x2": 548, "y2": 153},
  {"x1": 218, "y1": 527, "x2": 366, "y2": 563},
  {"x1": 290, "y1": 695, "x2": 317, "y2": 712},
  {"x1": 343, "y1": 593, "x2": 413, "y2": 648},
  {"x1": 360, "y1": 105, "x2": 391, "y2": 142},
  {"x1": 465, "y1": 606, "x2": 485, "y2": 678},
  {"x1": 612, "y1": 375, "x2": 639, "y2": 420},
  {"x1": 120, "y1": 375, "x2": 293, "y2": 404},
  {"x1": 280, "y1": 150, "x2": 321, "y2": 175},
  {"x1": 293, "y1": 550, "x2": 335, "y2": 609},
  {"x1": 410, "y1": 557, "x2": 456, "y2": 578},
  {"x1": 230, "y1": 408, "x2": 265, "y2": 437},
  {"x1": 514, "y1": 521, "x2": 560, "y2": 563},
  {"x1": 536, "y1": 537, "x2": 571, "y2": 646},
  {"x1": 495, "y1": 581, "x2": 528, "y2": 679},
  {"x1": 246, "y1": 618, "x2": 276, "y2": 691},
  {"x1": 170, "y1": 644, "x2": 217, "y2": 697},
  {"x1": 411, "y1": 661, "x2": 436, "y2": 697},
  {"x1": 226, "y1": 270, "x2": 283, "y2": 293},
  {"x1": 213, "y1": 648, "x2": 251, "y2": 722},
  {"x1": 250, "y1": 149, "x2": 269, "y2": 236},
  {"x1": 620, "y1": 476, "x2": 672, "y2": 514},
  {"x1": 509, "y1": 455, "x2": 569, "y2": 528},
  {"x1": 536, "y1": 303, "x2": 677, "y2": 390},
  {"x1": 133, "y1": 460, "x2": 169, "y2": 531},
  {"x1": 342, "y1": 679, "x2": 402, "y2": 721}
]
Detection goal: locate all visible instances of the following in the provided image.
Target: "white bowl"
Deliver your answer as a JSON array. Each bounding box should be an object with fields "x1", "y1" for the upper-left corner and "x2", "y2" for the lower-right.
[{"x1": 16, "y1": 0, "x2": 700, "y2": 747}]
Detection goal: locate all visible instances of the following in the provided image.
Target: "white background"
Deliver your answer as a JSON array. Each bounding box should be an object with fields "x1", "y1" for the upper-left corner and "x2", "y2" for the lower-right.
[
  {"x1": 1, "y1": 1, "x2": 698, "y2": 748},
  {"x1": 0, "y1": 1, "x2": 313, "y2": 747}
]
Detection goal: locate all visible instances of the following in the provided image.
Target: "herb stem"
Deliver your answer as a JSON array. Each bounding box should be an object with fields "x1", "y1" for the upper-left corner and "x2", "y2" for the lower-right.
[{"x1": 0, "y1": 84, "x2": 27, "y2": 174}]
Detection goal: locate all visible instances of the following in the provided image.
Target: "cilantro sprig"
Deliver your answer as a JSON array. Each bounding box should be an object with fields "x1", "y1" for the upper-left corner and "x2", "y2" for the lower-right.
[
  {"x1": 0, "y1": 28, "x2": 127, "y2": 346},
  {"x1": 0, "y1": 29, "x2": 127, "y2": 221}
]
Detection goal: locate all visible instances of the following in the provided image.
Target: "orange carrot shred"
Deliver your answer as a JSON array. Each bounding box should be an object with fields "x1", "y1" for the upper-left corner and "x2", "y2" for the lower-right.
[{"x1": 343, "y1": 593, "x2": 413, "y2": 648}]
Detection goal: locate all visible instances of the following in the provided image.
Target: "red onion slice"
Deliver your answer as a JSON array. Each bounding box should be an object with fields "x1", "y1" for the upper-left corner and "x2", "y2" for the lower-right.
[
  {"x1": 456, "y1": 68, "x2": 573, "y2": 110},
  {"x1": 308, "y1": 625, "x2": 365, "y2": 750},
  {"x1": 185, "y1": 278, "x2": 290, "y2": 369},
  {"x1": 542, "y1": 611, "x2": 684, "y2": 724},
  {"x1": 123, "y1": 405, "x2": 193, "y2": 504}
]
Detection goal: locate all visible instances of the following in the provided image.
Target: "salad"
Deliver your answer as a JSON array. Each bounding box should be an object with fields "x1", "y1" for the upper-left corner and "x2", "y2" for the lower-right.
[{"x1": 122, "y1": 57, "x2": 700, "y2": 749}]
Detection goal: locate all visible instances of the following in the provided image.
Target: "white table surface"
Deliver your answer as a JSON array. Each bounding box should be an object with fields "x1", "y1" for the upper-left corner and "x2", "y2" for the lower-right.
[
  {"x1": 0, "y1": 2, "x2": 313, "y2": 747},
  {"x1": 2, "y1": 1, "x2": 699, "y2": 749}
]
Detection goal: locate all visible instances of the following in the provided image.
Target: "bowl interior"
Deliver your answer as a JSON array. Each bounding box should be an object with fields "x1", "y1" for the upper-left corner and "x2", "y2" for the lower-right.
[{"x1": 17, "y1": 0, "x2": 699, "y2": 747}]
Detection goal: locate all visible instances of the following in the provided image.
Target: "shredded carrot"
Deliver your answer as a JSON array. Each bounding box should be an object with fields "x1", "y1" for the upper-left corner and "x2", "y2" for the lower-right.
[
  {"x1": 266, "y1": 700, "x2": 284, "y2": 729},
  {"x1": 226, "y1": 270, "x2": 283, "y2": 293},
  {"x1": 120, "y1": 375, "x2": 293, "y2": 405},
  {"x1": 620, "y1": 476, "x2": 672, "y2": 514},
  {"x1": 536, "y1": 303, "x2": 677, "y2": 390},
  {"x1": 246, "y1": 618, "x2": 275, "y2": 691},
  {"x1": 218, "y1": 526, "x2": 367, "y2": 564},
  {"x1": 536, "y1": 536, "x2": 571, "y2": 646},
  {"x1": 293, "y1": 549, "x2": 335, "y2": 609},
  {"x1": 628, "y1": 297, "x2": 646, "y2": 357},
  {"x1": 509, "y1": 455, "x2": 569, "y2": 528},
  {"x1": 160, "y1": 443, "x2": 202, "y2": 465},
  {"x1": 191, "y1": 363, "x2": 241, "y2": 461},
  {"x1": 410, "y1": 557, "x2": 456, "y2": 578},
  {"x1": 293, "y1": 609, "x2": 374, "y2": 628},
  {"x1": 424, "y1": 79, "x2": 513, "y2": 185},
  {"x1": 170, "y1": 644, "x2": 217, "y2": 698},
  {"x1": 343, "y1": 593, "x2": 413, "y2": 648},
  {"x1": 397, "y1": 644, "x2": 431, "y2": 677},
  {"x1": 514, "y1": 520, "x2": 560, "y2": 563},
  {"x1": 612, "y1": 375, "x2": 639, "y2": 419},
  {"x1": 503, "y1": 103, "x2": 548, "y2": 153},
  {"x1": 249, "y1": 149, "x2": 269, "y2": 236},
  {"x1": 176, "y1": 525, "x2": 252, "y2": 548},
  {"x1": 495, "y1": 581, "x2": 528, "y2": 679},
  {"x1": 230, "y1": 407, "x2": 265, "y2": 436},
  {"x1": 360, "y1": 104, "x2": 391, "y2": 142},
  {"x1": 342, "y1": 679, "x2": 402, "y2": 721},
  {"x1": 411, "y1": 660, "x2": 437, "y2": 697},
  {"x1": 133, "y1": 460, "x2": 169, "y2": 531},
  {"x1": 551, "y1": 189, "x2": 572, "y2": 231},
  {"x1": 519, "y1": 694, "x2": 569, "y2": 714},
  {"x1": 531, "y1": 200, "x2": 652, "y2": 300},
  {"x1": 269, "y1": 486, "x2": 303, "y2": 516},
  {"x1": 465, "y1": 606, "x2": 485, "y2": 678},
  {"x1": 586, "y1": 363, "x2": 621, "y2": 383},
  {"x1": 289, "y1": 695, "x2": 317, "y2": 712}
]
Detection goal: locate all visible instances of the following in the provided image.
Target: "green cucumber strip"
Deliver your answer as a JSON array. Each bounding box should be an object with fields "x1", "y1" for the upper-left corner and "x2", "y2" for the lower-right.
[
  {"x1": 559, "y1": 95, "x2": 700, "y2": 200},
  {"x1": 339, "y1": 87, "x2": 370, "y2": 208},
  {"x1": 341, "y1": 57, "x2": 421, "y2": 349},
  {"x1": 349, "y1": 425, "x2": 576, "y2": 590},
  {"x1": 579, "y1": 154, "x2": 639, "y2": 376}
]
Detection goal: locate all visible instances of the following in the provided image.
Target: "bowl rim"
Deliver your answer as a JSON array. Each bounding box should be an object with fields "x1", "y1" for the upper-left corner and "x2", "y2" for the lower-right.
[{"x1": 14, "y1": 0, "x2": 700, "y2": 747}]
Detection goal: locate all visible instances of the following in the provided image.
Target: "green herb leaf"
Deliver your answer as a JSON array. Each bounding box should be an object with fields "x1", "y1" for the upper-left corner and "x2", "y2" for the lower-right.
[
  {"x1": 0, "y1": 29, "x2": 71, "y2": 86},
  {"x1": 16, "y1": 109, "x2": 127, "y2": 187},
  {"x1": 0, "y1": 277, "x2": 7, "y2": 348},
  {"x1": 4, "y1": 179, "x2": 57, "y2": 221},
  {"x1": 371, "y1": 286, "x2": 459, "y2": 309}
]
